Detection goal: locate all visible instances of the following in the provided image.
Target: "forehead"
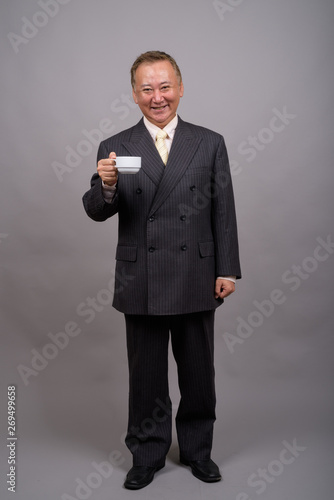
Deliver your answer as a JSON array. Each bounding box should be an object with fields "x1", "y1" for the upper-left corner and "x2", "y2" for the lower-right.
[{"x1": 135, "y1": 61, "x2": 178, "y2": 85}]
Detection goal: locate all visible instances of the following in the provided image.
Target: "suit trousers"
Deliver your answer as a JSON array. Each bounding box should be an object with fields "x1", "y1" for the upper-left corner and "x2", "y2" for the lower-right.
[{"x1": 124, "y1": 310, "x2": 216, "y2": 467}]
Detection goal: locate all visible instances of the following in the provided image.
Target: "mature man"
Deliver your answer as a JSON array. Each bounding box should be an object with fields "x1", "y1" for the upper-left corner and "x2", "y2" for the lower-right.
[{"x1": 83, "y1": 51, "x2": 241, "y2": 490}]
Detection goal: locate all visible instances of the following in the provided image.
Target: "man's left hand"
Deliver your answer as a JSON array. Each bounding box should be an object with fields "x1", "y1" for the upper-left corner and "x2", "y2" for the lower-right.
[{"x1": 215, "y1": 278, "x2": 235, "y2": 299}]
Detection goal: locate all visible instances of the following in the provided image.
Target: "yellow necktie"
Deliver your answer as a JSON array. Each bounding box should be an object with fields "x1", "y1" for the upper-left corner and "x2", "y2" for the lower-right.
[{"x1": 155, "y1": 129, "x2": 168, "y2": 165}]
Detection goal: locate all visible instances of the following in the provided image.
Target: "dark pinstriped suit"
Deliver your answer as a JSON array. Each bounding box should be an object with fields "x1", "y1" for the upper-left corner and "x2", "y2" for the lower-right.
[{"x1": 83, "y1": 116, "x2": 241, "y2": 466}]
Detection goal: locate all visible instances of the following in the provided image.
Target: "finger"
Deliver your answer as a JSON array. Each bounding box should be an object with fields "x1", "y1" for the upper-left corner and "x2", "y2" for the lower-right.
[
  {"x1": 98, "y1": 160, "x2": 115, "y2": 170},
  {"x1": 104, "y1": 170, "x2": 118, "y2": 179},
  {"x1": 97, "y1": 164, "x2": 118, "y2": 178},
  {"x1": 220, "y1": 284, "x2": 235, "y2": 298},
  {"x1": 102, "y1": 169, "x2": 118, "y2": 182},
  {"x1": 214, "y1": 281, "x2": 221, "y2": 299},
  {"x1": 99, "y1": 165, "x2": 118, "y2": 173},
  {"x1": 109, "y1": 152, "x2": 116, "y2": 164},
  {"x1": 215, "y1": 279, "x2": 235, "y2": 299}
]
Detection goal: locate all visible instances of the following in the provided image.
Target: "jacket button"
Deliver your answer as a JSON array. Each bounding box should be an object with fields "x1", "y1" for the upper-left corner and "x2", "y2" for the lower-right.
[
  {"x1": 180, "y1": 215, "x2": 186, "y2": 221},
  {"x1": 190, "y1": 185, "x2": 196, "y2": 191},
  {"x1": 136, "y1": 188, "x2": 142, "y2": 194},
  {"x1": 148, "y1": 215, "x2": 155, "y2": 222},
  {"x1": 181, "y1": 245, "x2": 188, "y2": 251},
  {"x1": 148, "y1": 247, "x2": 155, "y2": 253}
]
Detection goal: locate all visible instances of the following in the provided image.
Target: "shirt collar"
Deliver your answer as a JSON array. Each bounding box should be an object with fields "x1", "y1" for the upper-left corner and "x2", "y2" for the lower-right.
[{"x1": 143, "y1": 114, "x2": 178, "y2": 141}]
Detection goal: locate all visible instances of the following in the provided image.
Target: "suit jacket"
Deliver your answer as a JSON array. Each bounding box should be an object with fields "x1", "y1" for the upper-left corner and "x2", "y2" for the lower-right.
[{"x1": 82, "y1": 116, "x2": 241, "y2": 315}]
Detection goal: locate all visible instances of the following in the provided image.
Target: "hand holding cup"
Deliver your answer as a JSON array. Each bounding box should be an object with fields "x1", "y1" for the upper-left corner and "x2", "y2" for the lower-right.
[{"x1": 97, "y1": 152, "x2": 118, "y2": 186}]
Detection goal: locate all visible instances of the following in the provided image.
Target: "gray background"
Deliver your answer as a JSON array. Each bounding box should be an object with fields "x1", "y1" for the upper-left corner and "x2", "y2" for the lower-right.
[{"x1": 1, "y1": 0, "x2": 333, "y2": 499}]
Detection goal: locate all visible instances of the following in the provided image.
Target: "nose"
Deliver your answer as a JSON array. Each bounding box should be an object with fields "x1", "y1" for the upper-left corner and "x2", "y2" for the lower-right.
[{"x1": 152, "y1": 90, "x2": 164, "y2": 102}]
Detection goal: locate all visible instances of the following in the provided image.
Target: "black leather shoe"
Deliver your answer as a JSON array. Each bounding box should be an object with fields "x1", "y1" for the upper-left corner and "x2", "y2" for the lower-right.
[
  {"x1": 124, "y1": 465, "x2": 164, "y2": 490},
  {"x1": 180, "y1": 457, "x2": 222, "y2": 482}
]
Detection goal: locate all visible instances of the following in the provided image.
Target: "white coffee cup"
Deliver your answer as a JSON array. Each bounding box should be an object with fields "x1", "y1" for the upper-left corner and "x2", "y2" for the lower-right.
[{"x1": 113, "y1": 156, "x2": 141, "y2": 174}]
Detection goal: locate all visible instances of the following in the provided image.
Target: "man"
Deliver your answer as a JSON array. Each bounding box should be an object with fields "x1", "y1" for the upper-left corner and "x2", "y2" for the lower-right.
[{"x1": 83, "y1": 51, "x2": 241, "y2": 490}]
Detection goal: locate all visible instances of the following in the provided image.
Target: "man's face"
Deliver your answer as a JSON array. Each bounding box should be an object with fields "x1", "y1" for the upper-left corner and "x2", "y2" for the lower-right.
[{"x1": 132, "y1": 60, "x2": 184, "y2": 128}]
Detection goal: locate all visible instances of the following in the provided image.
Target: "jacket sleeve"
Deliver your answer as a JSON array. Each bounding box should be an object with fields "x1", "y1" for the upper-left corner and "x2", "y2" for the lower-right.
[
  {"x1": 212, "y1": 137, "x2": 241, "y2": 279},
  {"x1": 82, "y1": 141, "x2": 119, "y2": 222}
]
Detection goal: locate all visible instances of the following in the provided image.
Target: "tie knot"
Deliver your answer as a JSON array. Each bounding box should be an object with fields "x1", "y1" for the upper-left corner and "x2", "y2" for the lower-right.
[{"x1": 156, "y1": 129, "x2": 168, "y2": 141}]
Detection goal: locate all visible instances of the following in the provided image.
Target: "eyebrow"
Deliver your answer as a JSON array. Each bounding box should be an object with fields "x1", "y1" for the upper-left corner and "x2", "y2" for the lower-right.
[{"x1": 139, "y1": 81, "x2": 172, "y2": 88}]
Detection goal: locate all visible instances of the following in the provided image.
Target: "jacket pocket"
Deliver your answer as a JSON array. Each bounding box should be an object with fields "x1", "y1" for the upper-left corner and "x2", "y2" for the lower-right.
[
  {"x1": 116, "y1": 245, "x2": 137, "y2": 262},
  {"x1": 198, "y1": 241, "x2": 215, "y2": 257}
]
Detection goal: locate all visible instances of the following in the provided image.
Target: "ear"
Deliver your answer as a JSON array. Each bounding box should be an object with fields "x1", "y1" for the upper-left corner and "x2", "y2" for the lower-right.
[
  {"x1": 179, "y1": 81, "x2": 184, "y2": 98},
  {"x1": 132, "y1": 88, "x2": 138, "y2": 104}
]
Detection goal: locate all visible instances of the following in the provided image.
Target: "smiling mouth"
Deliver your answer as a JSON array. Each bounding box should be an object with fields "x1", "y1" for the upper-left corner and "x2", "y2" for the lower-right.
[{"x1": 152, "y1": 105, "x2": 168, "y2": 111}]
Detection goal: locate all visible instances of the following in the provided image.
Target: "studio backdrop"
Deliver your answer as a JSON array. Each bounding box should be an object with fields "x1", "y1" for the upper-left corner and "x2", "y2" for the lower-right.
[{"x1": 0, "y1": 1, "x2": 333, "y2": 499}]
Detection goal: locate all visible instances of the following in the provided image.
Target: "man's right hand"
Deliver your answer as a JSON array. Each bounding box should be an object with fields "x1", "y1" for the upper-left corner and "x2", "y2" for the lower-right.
[{"x1": 97, "y1": 152, "x2": 118, "y2": 186}]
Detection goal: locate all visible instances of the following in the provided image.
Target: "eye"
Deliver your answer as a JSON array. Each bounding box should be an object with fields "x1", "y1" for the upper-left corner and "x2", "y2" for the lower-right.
[
  {"x1": 142, "y1": 88, "x2": 152, "y2": 93},
  {"x1": 161, "y1": 86, "x2": 170, "y2": 91}
]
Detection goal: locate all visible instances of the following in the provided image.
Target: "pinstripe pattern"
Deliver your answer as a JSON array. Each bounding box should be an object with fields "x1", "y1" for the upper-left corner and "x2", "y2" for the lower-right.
[
  {"x1": 83, "y1": 117, "x2": 241, "y2": 315},
  {"x1": 83, "y1": 117, "x2": 242, "y2": 466},
  {"x1": 125, "y1": 311, "x2": 216, "y2": 466}
]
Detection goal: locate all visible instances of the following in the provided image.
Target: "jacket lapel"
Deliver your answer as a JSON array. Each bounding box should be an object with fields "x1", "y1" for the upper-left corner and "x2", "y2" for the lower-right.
[
  {"x1": 121, "y1": 117, "x2": 202, "y2": 214},
  {"x1": 149, "y1": 118, "x2": 202, "y2": 214},
  {"x1": 121, "y1": 119, "x2": 165, "y2": 186}
]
